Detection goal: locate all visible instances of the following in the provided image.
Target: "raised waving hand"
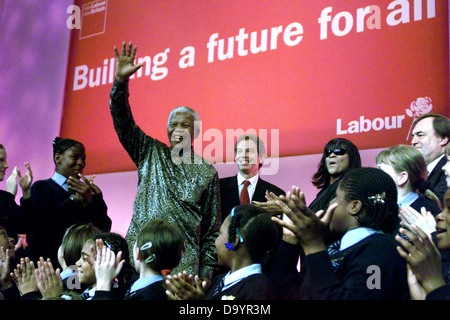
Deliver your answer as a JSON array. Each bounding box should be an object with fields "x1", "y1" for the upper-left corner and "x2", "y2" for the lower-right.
[{"x1": 114, "y1": 41, "x2": 144, "y2": 82}]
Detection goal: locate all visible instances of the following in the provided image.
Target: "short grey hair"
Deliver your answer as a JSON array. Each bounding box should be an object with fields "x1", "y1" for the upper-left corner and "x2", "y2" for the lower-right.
[{"x1": 167, "y1": 106, "x2": 200, "y2": 127}]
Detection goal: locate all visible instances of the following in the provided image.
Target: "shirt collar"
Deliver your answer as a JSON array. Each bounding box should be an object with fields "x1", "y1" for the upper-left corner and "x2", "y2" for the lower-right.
[
  {"x1": 130, "y1": 275, "x2": 164, "y2": 293},
  {"x1": 60, "y1": 268, "x2": 76, "y2": 281},
  {"x1": 52, "y1": 172, "x2": 69, "y2": 191},
  {"x1": 398, "y1": 192, "x2": 419, "y2": 208},
  {"x1": 237, "y1": 172, "x2": 259, "y2": 186},
  {"x1": 427, "y1": 154, "x2": 445, "y2": 175},
  {"x1": 340, "y1": 227, "x2": 383, "y2": 251},
  {"x1": 222, "y1": 263, "x2": 261, "y2": 291}
]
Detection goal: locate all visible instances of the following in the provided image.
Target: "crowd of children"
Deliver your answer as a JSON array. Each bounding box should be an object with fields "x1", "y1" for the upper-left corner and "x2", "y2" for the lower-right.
[{"x1": 0, "y1": 122, "x2": 450, "y2": 300}]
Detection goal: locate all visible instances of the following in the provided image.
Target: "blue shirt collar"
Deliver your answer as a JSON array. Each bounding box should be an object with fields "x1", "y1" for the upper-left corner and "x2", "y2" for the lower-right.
[
  {"x1": 340, "y1": 227, "x2": 383, "y2": 251},
  {"x1": 398, "y1": 192, "x2": 419, "y2": 208},
  {"x1": 60, "y1": 268, "x2": 76, "y2": 281},
  {"x1": 130, "y1": 275, "x2": 164, "y2": 293},
  {"x1": 52, "y1": 172, "x2": 69, "y2": 191},
  {"x1": 222, "y1": 263, "x2": 261, "y2": 291}
]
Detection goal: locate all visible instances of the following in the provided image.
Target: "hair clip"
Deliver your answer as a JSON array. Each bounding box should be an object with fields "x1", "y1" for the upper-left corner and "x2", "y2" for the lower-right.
[
  {"x1": 368, "y1": 192, "x2": 386, "y2": 204},
  {"x1": 224, "y1": 230, "x2": 244, "y2": 251},
  {"x1": 140, "y1": 241, "x2": 153, "y2": 251},
  {"x1": 145, "y1": 253, "x2": 157, "y2": 264},
  {"x1": 104, "y1": 240, "x2": 114, "y2": 251},
  {"x1": 224, "y1": 242, "x2": 235, "y2": 251}
]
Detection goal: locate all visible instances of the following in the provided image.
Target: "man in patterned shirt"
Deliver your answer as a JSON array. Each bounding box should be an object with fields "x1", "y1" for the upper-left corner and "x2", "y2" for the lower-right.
[{"x1": 109, "y1": 42, "x2": 221, "y2": 278}]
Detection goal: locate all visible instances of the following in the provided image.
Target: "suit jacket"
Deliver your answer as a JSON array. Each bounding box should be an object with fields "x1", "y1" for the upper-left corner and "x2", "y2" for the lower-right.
[
  {"x1": 428, "y1": 156, "x2": 448, "y2": 204},
  {"x1": 410, "y1": 194, "x2": 441, "y2": 217},
  {"x1": 219, "y1": 175, "x2": 285, "y2": 221}
]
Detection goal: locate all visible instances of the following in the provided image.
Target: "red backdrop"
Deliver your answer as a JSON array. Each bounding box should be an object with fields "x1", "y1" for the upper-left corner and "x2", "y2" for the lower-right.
[{"x1": 61, "y1": 0, "x2": 449, "y2": 174}]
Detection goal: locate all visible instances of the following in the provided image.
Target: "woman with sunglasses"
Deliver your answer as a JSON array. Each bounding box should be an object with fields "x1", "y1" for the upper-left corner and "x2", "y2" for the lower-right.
[{"x1": 308, "y1": 138, "x2": 362, "y2": 213}]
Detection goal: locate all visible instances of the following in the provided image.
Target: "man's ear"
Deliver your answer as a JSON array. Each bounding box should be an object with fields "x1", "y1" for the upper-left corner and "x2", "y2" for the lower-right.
[
  {"x1": 258, "y1": 154, "x2": 266, "y2": 166},
  {"x1": 439, "y1": 137, "x2": 449, "y2": 147}
]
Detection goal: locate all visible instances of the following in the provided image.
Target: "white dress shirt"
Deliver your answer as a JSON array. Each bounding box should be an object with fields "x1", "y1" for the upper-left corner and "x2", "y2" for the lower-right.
[{"x1": 237, "y1": 173, "x2": 259, "y2": 202}]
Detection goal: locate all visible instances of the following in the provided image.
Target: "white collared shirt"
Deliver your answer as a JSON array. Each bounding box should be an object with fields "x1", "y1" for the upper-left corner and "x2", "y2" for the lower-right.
[
  {"x1": 221, "y1": 263, "x2": 262, "y2": 291},
  {"x1": 339, "y1": 227, "x2": 383, "y2": 251},
  {"x1": 52, "y1": 171, "x2": 69, "y2": 192},
  {"x1": 237, "y1": 173, "x2": 259, "y2": 202},
  {"x1": 427, "y1": 154, "x2": 445, "y2": 176}
]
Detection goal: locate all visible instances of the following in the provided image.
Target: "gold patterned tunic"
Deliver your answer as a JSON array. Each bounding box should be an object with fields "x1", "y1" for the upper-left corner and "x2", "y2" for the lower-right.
[{"x1": 110, "y1": 80, "x2": 221, "y2": 278}]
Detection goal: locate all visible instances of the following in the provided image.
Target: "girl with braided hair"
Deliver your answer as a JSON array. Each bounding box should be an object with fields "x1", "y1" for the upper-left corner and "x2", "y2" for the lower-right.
[
  {"x1": 27, "y1": 137, "x2": 111, "y2": 268},
  {"x1": 271, "y1": 167, "x2": 410, "y2": 299},
  {"x1": 166, "y1": 204, "x2": 280, "y2": 300}
]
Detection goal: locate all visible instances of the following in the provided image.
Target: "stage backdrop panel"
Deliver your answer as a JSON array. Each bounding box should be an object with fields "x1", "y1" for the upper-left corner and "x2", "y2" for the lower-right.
[{"x1": 61, "y1": 0, "x2": 449, "y2": 175}]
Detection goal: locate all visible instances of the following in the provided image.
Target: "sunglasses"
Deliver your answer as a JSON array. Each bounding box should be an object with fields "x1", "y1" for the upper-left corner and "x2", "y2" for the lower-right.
[{"x1": 325, "y1": 148, "x2": 347, "y2": 157}]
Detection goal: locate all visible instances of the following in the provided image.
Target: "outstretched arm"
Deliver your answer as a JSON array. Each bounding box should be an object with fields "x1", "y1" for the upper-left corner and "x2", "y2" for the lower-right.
[{"x1": 110, "y1": 42, "x2": 153, "y2": 166}]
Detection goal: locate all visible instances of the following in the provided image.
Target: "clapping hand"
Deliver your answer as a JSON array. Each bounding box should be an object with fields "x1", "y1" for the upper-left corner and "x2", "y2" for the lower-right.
[
  {"x1": 35, "y1": 259, "x2": 63, "y2": 300},
  {"x1": 396, "y1": 225, "x2": 446, "y2": 298},
  {"x1": 0, "y1": 247, "x2": 12, "y2": 291},
  {"x1": 11, "y1": 257, "x2": 38, "y2": 295},
  {"x1": 272, "y1": 186, "x2": 337, "y2": 254},
  {"x1": 68, "y1": 173, "x2": 101, "y2": 205},
  {"x1": 399, "y1": 206, "x2": 436, "y2": 239},
  {"x1": 94, "y1": 239, "x2": 125, "y2": 291},
  {"x1": 165, "y1": 271, "x2": 208, "y2": 300},
  {"x1": 5, "y1": 162, "x2": 33, "y2": 198},
  {"x1": 252, "y1": 191, "x2": 284, "y2": 215}
]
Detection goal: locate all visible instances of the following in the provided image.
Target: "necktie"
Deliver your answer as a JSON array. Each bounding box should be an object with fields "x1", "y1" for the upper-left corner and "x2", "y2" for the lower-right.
[
  {"x1": 80, "y1": 288, "x2": 91, "y2": 300},
  {"x1": 328, "y1": 240, "x2": 343, "y2": 269},
  {"x1": 327, "y1": 240, "x2": 341, "y2": 257},
  {"x1": 240, "y1": 180, "x2": 250, "y2": 204},
  {"x1": 211, "y1": 276, "x2": 225, "y2": 297}
]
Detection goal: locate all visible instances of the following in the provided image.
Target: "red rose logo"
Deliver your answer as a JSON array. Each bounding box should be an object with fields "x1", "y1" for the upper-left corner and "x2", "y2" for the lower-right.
[{"x1": 406, "y1": 97, "x2": 433, "y2": 140}]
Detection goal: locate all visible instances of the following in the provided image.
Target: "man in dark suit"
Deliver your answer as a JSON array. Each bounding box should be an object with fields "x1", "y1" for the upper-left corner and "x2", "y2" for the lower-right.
[
  {"x1": 411, "y1": 113, "x2": 450, "y2": 204},
  {"x1": 219, "y1": 134, "x2": 285, "y2": 222}
]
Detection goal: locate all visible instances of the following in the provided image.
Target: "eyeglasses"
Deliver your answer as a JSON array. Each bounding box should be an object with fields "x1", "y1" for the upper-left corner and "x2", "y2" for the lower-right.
[{"x1": 325, "y1": 148, "x2": 347, "y2": 157}]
